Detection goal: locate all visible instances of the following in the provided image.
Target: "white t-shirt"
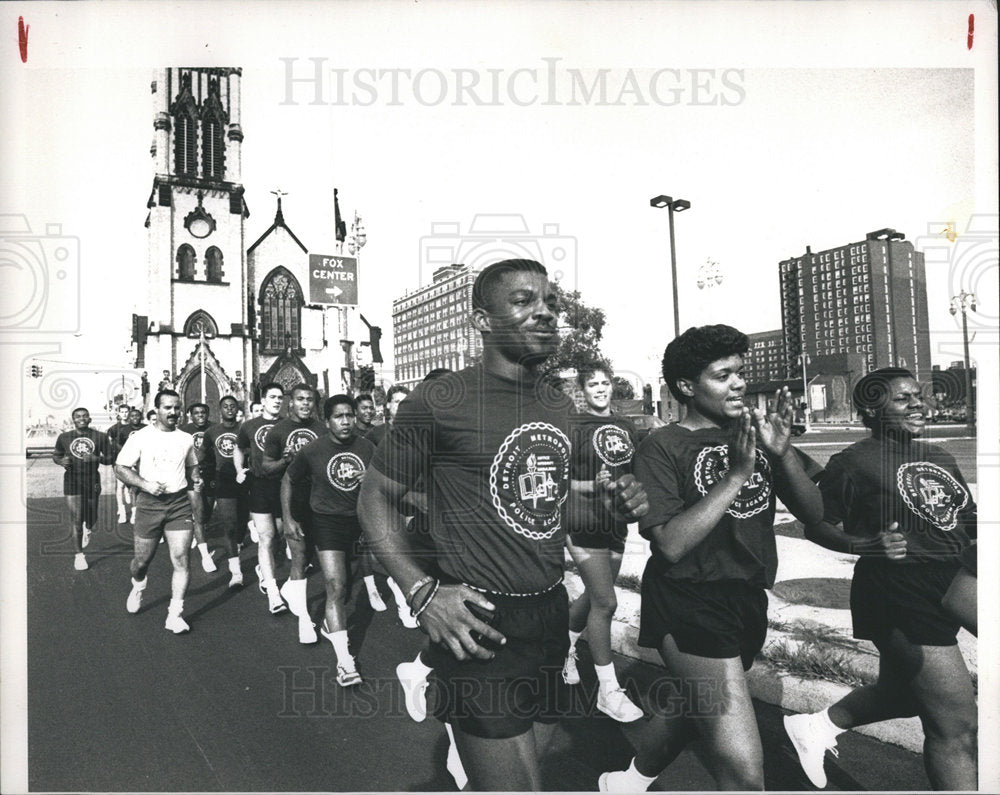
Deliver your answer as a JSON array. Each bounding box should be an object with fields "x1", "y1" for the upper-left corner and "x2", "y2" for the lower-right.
[{"x1": 116, "y1": 425, "x2": 197, "y2": 494}]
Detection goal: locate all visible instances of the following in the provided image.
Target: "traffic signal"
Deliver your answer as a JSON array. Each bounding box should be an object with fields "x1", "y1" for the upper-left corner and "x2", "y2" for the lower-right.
[
  {"x1": 29, "y1": 364, "x2": 43, "y2": 377},
  {"x1": 368, "y1": 325, "x2": 383, "y2": 364}
]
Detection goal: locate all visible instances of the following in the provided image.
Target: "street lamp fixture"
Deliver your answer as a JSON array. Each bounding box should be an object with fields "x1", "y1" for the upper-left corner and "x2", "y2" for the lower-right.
[
  {"x1": 649, "y1": 194, "x2": 692, "y2": 339},
  {"x1": 949, "y1": 290, "x2": 977, "y2": 432}
]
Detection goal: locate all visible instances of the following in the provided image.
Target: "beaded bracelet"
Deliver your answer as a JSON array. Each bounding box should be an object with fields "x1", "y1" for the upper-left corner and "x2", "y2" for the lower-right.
[
  {"x1": 405, "y1": 575, "x2": 434, "y2": 609},
  {"x1": 411, "y1": 578, "x2": 440, "y2": 620}
]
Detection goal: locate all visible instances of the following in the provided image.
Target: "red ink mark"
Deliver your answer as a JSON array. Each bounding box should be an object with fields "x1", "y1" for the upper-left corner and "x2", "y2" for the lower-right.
[
  {"x1": 967, "y1": 14, "x2": 974, "y2": 50},
  {"x1": 18, "y1": 16, "x2": 28, "y2": 62}
]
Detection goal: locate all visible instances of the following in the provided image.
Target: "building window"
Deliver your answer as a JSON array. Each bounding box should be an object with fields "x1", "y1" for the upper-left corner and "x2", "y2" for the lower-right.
[
  {"x1": 205, "y1": 247, "x2": 224, "y2": 283},
  {"x1": 176, "y1": 244, "x2": 196, "y2": 281},
  {"x1": 259, "y1": 267, "x2": 303, "y2": 354},
  {"x1": 202, "y1": 117, "x2": 226, "y2": 180},
  {"x1": 174, "y1": 110, "x2": 197, "y2": 176}
]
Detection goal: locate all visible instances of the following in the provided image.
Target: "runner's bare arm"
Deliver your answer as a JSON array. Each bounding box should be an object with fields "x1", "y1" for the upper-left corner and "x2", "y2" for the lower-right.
[
  {"x1": 233, "y1": 444, "x2": 249, "y2": 483},
  {"x1": 114, "y1": 464, "x2": 162, "y2": 496},
  {"x1": 805, "y1": 519, "x2": 907, "y2": 559},
  {"x1": 359, "y1": 468, "x2": 506, "y2": 661},
  {"x1": 279, "y1": 472, "x2": 304, "y2": 541}
]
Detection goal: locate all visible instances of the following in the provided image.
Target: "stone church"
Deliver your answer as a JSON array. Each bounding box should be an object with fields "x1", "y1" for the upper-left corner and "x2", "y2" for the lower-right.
[{"x1": 136, "y1": 67, "x2": 347, "y2": 413}]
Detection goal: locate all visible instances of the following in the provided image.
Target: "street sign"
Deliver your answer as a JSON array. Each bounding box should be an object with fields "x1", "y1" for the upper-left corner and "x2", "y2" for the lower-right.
[{"x1": 309, "y1": 254, "x2": 358, "y2": 306}]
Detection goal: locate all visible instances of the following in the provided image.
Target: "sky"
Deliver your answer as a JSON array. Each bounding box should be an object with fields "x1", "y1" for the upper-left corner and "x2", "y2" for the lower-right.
[{"x1": 1, "y1": 2, "x2": 998, "y2": 791}]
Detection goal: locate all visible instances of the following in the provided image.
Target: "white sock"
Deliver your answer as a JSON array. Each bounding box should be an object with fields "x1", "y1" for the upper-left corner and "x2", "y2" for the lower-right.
[
  {"x1": 816, "y1": 707, "x2": 845, "y2": 736},
  {"x1": 386, "y1": 577, "x2": 407, "y2": 609},
  {"x1": 364, "y1": 575, "x2": 379, "y2": 594},
  {"x1": 568, "y1": 628, "x2": 583, "y2": 651},
  {"x1": 595, "y1": 662, "x2": 619, "y2": 691},
  {"x1": 198, "y1": 542, "x2": 210, "y2": 556},
  {"x1": 624, "y1": 758, "x2": 657, "y2": 789},
  {"x1": 410, "y1": 653, "x2": 433, "y2": 678},
  {"x1": 131, "y1": 577, "x2": 147, "y2": 591},
  {"x1": 228, "y1": 556, "x2": 241, "y2": 574},
  {"x1": 168, "y1": 598, "x2": 184, "y2": 617},
  {"x1": 264, "y1": 578, "x2": 279, "y2": 595},
  {"x1": 327, "y1": 628, "x2": 351, "y2": 661}
]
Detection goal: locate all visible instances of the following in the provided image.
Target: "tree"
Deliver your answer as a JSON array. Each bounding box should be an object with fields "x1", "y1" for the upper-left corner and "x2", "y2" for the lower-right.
[
  {"x1": 612, "y1": 376, "x2": 634, "y2": 400},
  {"x1": 540, "y1": 282, "x2": 611, "y2": 383}
]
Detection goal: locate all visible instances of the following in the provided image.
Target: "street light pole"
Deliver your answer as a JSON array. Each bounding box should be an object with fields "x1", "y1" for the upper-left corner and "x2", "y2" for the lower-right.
[
  {"x1": 949, "y1": 290, "x2": 977, "y2": 433},
  {"x1": 346, "y1": 211, "x2": 367, "y2": 391},
  {"x1": 799, "y1": 352, "x2": 811, "y2": 432},
  {"x1": 650, "y1": 195, "x2": 692, "y2": 339}
]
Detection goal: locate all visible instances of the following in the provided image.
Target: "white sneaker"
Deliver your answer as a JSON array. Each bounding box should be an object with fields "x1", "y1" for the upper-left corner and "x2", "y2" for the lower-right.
[
  {"x1": 165, "y1": 612, "x2": 190, "y2": 634},
  {"x1": 81, "y1": 527, "x2": 92, "y2": 549},
  {"x1": 201, "y1": 552, "x2": 217, "y2": 573},
  {"x1": 336, "y1": 655, "x2": 363, "y2": 687},
  {"x1": 396, "y1": 660, "x2": 430, "y2": 722},
  {"x1": 74, "y1": 553, "x2": 88, "y2": 571},
  {"x1": 397, "y1": 604, "x2": 419, "y2": 629},
  {"x1": 784, "y1": 712, "x2": 839, "y2": 788},
  {"x1": 596, "y1": 687, "x2": 644, "y2": 723},
  {"x1": 367, "y1": 587, "x2": 387, "y2": 612},
  {"x1": 229, "y1": 570, "x2": 244, "y2": 588},
  {"x1": 248, "y1": 520, "x2": 259, "y2": 543},
  {"x1": 562, "y1": 649, "x2": 581, "y2": 685},
  {"x1": 126, "y1": 579, "x2": 146, "y2": 613},
  {"x1": 598, "y1": 768, "x2": 650, "y2": 793},
  {"x1": 255, "y1": 564, "x2": 266, "y2": 594}
]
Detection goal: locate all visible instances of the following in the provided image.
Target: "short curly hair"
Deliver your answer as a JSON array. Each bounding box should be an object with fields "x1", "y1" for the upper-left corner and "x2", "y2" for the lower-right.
[
  {"x1": 852, "y1": 367, "x2": 916, "y2": 429},
  {"x1": 662, "y1": 325, "x2": 749, "y2": 403}
]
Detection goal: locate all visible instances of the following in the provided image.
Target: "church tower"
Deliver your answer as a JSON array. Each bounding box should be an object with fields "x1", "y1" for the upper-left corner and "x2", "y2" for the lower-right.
[{"x1": 140, "y1": 68, "x2": 251, "y2": 412}]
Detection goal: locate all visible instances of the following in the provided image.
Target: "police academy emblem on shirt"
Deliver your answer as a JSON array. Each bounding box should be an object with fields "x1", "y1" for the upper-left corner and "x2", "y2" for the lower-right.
[
  {"x1": 191, "y1": 431, "x2": 205, "y2": 450},
  {"x1": 592, "y1": 424, "x2": 634, "y2": 468},
  {"x1": 214, "y1": 432, "x2": 238, "y2": 459},
  {"x1": 326, "y1": 452, "x2": 365, "y2": 492},
  {"x1": 694, "y1": 445, "x2": 771, "y2": 519},
  {"x1": 490, "y1": 422, "x2": 571, "y2": 541},
  {"x1": 896, "y1": 461, "x2": 969, "y2": 532},
  {"x1": 284, "y1": 428, "x2": 318, "y2": 455},
  {"x1": 253, "y1": 423, "x2": 275, "y2": 452},
  {"x1": 69, "y1": 436, "x2": 96, "y2": 459}
]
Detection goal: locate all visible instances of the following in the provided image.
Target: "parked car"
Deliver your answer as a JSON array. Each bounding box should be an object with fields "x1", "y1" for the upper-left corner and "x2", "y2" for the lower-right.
[
  {"x1": 623, "y1": 413, "x2": 668, "y2": 441},
  {"x1": 790, "y1": 423, "x2": 807, "y2": 437}
]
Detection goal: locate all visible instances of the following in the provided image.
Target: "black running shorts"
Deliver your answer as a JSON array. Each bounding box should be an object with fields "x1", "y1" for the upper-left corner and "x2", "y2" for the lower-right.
[
  {"x1": 568, "y1": 524, "x2": 627, "y2": 554},
  {"x1": 638, "y1": 577, "x2": 768, "y2": 671},
  {"x1": 851, "y1": 558, "x2": 962, "y2": 647},
  {"x1": 307, "y1": 512, "x2": 362, "y2": 553},
  {"x1": 426, "y1": 583, "x2": 571, "y2": 739},
  {"x1": 247, "y1": 474, "x2": 282, "y2": 517}
]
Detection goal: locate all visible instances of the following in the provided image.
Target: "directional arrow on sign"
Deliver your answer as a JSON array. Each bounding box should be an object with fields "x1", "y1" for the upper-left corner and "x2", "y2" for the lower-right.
[{"x1": 326, "y1": 286, "x2": 343, "y2": 298}]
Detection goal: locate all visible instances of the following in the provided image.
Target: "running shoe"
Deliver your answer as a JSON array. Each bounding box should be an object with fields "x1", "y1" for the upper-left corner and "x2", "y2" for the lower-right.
[
  {"x1": 396, "y1": 660, "x2": 430, "y2": 722},
  {"x1": 164, "y1": 612, "x2": 191, "y2": 634},
  {"x1": 74, "y1": 552, "x2": 88, "y2": 571},
  {"x1": 336, "y1": 656, "x2": 362, "y2": 687},
  {"x1": 126, "y1": 579, "x2": 146, "y2": 613},
  {"x1": 598, "y1": 769, "x2": 648, "y2": 793},
  {"x1": 596, "y1": 687, "x2": 644, "y2": 722},
  {"x1": 229, "y1": 569, "x2": 244, "y2": 588},
  {"x1": 255, "y1": 564, "x2": 266, "y2": 594},
  {"x1": 562, "y1": 649, "x2": 581, "y2": 685},
  {"x1": 201, "y1": 551, "x2": 217, "y2": 573},
  {"x1": 81, "y1": 527, "x2": 92, "y2": 549},
  {"x1": 784, "y1": 712, "x2": 839, "y2": 788},
  {"x1": 298, "y1": 615, "x2": 318, "y2": 644}
]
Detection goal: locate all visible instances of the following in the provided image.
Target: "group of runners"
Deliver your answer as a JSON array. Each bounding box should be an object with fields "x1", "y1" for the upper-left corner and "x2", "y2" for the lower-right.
[{"x1": 51, "y1": 258, "x2": 977, "y2": 791}]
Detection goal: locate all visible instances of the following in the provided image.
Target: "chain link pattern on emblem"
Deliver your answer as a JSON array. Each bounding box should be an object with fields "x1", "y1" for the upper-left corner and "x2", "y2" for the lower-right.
[
  {"x1": 895, "y1": 461, "x2": 967, "y2": 532},
  {"x1": 489, "y1": 421, "x2": 571, "y2": 542},
  {"x1": 693, "y1": 444, "x2": 771, "y2": 520}
]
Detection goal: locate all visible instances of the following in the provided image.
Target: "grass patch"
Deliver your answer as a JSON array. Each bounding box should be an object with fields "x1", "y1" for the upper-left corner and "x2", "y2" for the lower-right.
[{"x1": 762, "y1": 639, "x2": 873, "y2": 688}]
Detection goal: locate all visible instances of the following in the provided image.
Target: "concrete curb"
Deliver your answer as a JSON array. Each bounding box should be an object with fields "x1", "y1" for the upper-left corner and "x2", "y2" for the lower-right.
[{"x1": 564, "y1": 569, "x2": 927, "y2": 755}]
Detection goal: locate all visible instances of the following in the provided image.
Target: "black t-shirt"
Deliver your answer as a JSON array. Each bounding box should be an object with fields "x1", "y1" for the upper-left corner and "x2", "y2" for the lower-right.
[
  {"x1": 819, "y1": 436, "x2": 976, "y2": 564},
  {"x1": 236, "y1": 416, "x2": 280, "y2": 478},
  {"x1": 105, "y1": 422, "x2": 134, "y2": 455},
  {"x1": 55, "y1": 428, "x2": 111, "y2": 486},
  {"x1": 567, "y1": 412, "x2": 637, "y2": 535},
  {"x1": 179, "y1": 422, "x2": 211, "y2": 473},
  {"x1": 286, "y1": 433, "x2": 376, "y2": 516},
  {"x1": 203, "y1": 421, "x2": 241, "y2": 484},
  {"x1": 372, "y1": 365, "x2": 575, "y2": 594},
  {"x1": 634, "y1": 423, "x2": 780, "y2": 588},
  {"x1": 262, "y1": 416, "x2": 327, "y2": 481},
  {"x1": 365, "y1": 423, "x2": 389, "y2": 447}
]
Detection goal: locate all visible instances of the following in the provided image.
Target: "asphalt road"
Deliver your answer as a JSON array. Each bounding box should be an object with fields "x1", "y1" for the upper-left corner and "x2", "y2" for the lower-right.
[{"x1": 24, "y1": 492, "x2": 932, "y2": 792}]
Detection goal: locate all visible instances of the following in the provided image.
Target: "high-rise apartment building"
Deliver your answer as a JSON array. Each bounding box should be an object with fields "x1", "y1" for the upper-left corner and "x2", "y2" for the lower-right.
[
  {"x1": 778, "y1": 230, "x2": 931, "y2": 381},
  {"x1": 744, "y1": 329, "x2": 785, "y2": 385},
  {"x1": 392, "y1": 264, "x2": 482, "y2": 389}
]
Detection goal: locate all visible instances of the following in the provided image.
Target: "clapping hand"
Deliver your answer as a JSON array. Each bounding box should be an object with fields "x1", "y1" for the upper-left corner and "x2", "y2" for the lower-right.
[{"x1": 752, "y1": 386, "x2": 793, "y2": 457}]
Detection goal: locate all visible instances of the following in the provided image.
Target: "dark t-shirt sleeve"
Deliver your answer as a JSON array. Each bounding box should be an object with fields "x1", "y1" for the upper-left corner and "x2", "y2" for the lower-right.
[
  {"x1": 286, "y1": 448, "x2": 309, "y2": 484},
  {"x1": 236, "y1": 423, "x2": 251, "y2": 451},
  {"x1": 263, "y1": 425, "x2": 283, "y2": 460},
  {"x1": 633, "y1": 434, "x2": 685, "y2": 539},
  {"x1": 817, "y1": 452, "x2": 854, "y2": 528},
  {"x1": 371, "y1": 392, "x2": 432, "y2": 489}
]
